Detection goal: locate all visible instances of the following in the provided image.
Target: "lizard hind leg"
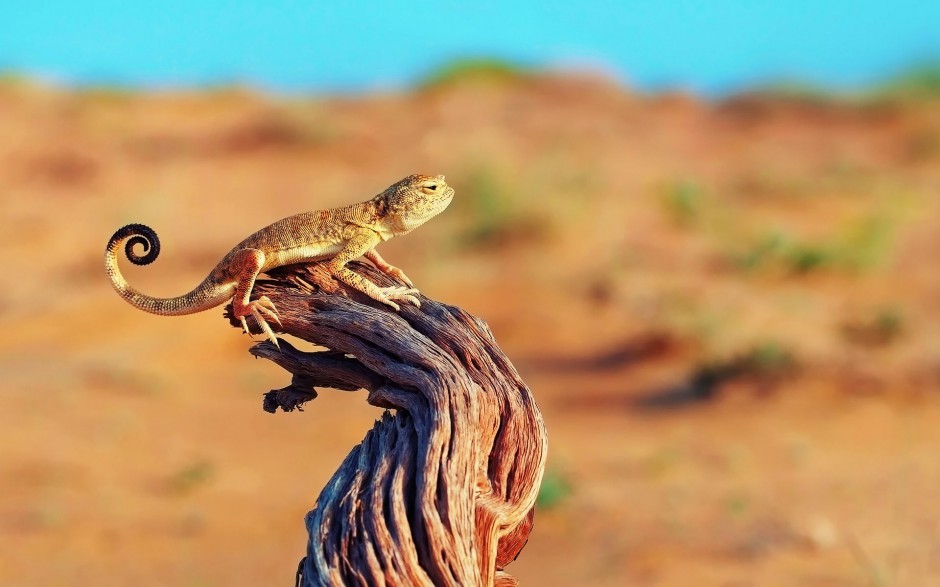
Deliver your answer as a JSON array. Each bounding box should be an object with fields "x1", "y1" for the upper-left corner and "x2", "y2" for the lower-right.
[{"x1": 230, "y1": 248, "x2": 282, "y2": 348}]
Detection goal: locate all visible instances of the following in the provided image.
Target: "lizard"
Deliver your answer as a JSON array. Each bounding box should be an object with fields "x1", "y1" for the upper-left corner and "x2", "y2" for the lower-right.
[{"x1": 105, "y1": 174, "x2": 454, "y2": 348}]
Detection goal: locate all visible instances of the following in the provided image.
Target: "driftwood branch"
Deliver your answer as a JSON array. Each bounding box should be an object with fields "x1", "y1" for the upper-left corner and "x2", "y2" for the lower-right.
[{"x1": 225, "y1": 261, "x2": 547, "y2": 586}]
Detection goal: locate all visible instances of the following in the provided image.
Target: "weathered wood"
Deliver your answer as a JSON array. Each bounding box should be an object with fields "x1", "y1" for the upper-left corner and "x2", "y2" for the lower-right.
[{"x1": 226, "y1": 261, "x2": 547, "y2": 586}]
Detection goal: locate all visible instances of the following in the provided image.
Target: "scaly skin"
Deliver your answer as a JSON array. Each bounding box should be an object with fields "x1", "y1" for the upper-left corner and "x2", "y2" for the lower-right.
[{"x1": 105, "y1": 174, "x2": 455, "y2": 348}]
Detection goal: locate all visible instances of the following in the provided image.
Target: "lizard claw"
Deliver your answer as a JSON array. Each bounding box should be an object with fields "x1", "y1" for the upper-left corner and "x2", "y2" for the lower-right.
[
  {"x1": 251, "y1": 306, "x2": 280, "y2": 348},
  {"x1": 387, "y1": 267, "x2": 414, "y2": 289},
  {"x1": 378, "y1": 286, "x2": 421, "y2": 309},
  {"x1": 400, "y1": 295, "x2": 421, "y2": 308},
  {"x1": 254, "y1": 295, "x2": 282, "y2": 326},
  {"x1": 366, "y1": 251, "x2": 415, "y2": 288},
  {"x1": 235, "y1": 297, "x2": 282, "y2": 348}
]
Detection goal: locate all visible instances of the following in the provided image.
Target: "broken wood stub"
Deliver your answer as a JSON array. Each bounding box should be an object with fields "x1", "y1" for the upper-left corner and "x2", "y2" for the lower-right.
[{"x1": 226, "y1": 262, "x2": 547, "y2": 586}]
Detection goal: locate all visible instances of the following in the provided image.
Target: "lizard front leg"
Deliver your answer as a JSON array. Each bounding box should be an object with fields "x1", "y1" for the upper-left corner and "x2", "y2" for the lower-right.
[
  {"x1": 329, "y1": 229, "x2": 421, "y2": 310},
  {"x1": 364, "y1": 248, "x2": 414, "y2": 288},
  {"x1": 229, "y1": 248, "x2": 282, "y2": 347}
]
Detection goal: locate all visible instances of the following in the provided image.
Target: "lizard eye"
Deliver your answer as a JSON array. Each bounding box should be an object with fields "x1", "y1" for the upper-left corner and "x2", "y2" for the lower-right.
[{"x1": 423, "y1": 183, "x2": 438, "y2": 192}]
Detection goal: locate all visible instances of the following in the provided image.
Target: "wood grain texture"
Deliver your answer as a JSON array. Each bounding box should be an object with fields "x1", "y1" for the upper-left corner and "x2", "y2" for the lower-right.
[{"x1": 226, "y1": 261, "x2": 547, "y2": 586}]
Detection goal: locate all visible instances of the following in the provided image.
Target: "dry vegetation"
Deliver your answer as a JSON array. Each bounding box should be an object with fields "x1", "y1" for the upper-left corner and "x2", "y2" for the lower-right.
[{"x1": 1, "y1": 64, "x2": 939, "y2": 585}]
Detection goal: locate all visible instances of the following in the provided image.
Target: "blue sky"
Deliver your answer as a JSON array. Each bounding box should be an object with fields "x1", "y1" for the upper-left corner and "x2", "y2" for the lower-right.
[{"x1": 2, "y1": 1, "x2": 938, "y2": 95}]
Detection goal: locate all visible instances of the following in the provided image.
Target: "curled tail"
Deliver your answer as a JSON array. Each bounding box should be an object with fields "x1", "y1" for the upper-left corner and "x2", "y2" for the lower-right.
[
  {"x1": 108, "y1": 223, "x2": 161, "y2": 267},
  {"x1": 105, "y1": 224, "x2": 234, "y2": 316}
]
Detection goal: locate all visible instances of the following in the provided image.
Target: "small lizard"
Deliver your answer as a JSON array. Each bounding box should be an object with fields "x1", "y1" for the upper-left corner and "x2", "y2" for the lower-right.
[{"x1": 105, "y1": 174, "x2": 454, "y2": 348}]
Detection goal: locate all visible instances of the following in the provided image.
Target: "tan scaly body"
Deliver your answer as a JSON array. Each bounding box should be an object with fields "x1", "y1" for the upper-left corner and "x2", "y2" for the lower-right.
[{"x1": 105, "y1": 174, "x2": 454, "y2": 347}]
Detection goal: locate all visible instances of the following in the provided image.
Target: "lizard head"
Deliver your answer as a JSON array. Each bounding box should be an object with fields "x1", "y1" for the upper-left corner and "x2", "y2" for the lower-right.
[{"x1": 378, "y1": 174, "x2": 455, "y2": 235}]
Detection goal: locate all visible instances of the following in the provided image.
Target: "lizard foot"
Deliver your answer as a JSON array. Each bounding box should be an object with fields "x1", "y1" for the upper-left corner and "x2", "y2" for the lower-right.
[
  {"x1": 376, "y1": 286, "x2": 421, "y2": 310},
  {"x1": 236, "y1": 296, "x2": 282, "y2": 348},
  {"x1": 384, "y1": 266, "x2": 414, "y2": 288},
  {"x1": 364, "y1": 249, "x2": 415, "y2": 288}
]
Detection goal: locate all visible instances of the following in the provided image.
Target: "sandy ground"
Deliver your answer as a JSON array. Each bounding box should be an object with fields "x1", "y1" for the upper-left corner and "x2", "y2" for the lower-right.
[{"x1": 1, "y1": 74, "x2": 939, "y2": 585}]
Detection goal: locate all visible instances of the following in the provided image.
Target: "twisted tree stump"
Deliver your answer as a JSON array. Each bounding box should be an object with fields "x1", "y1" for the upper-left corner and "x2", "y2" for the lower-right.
[{"x1": 226, "y1": 261, "x2": 547, "y2": 586}]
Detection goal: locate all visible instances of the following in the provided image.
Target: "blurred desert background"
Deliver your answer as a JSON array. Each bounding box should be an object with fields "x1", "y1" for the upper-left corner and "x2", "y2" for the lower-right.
[{"x1": 3, "y1": 4, "x2": 940, "y2": 586}]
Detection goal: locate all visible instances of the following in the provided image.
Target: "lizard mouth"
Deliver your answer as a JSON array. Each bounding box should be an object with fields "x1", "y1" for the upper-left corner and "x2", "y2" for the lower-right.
[
  {"x1": 422, "y1": 185, "x2": 455, "y2": 212},
  {"x1": 431, "y1": 186, "x2": 455, "y2": 214},
  {"x1": 441, "y1": 186, "x2": 456, "y2": 205},
  {"x1": 399, "y1": 186, "x2": 454, "y2": 231}
]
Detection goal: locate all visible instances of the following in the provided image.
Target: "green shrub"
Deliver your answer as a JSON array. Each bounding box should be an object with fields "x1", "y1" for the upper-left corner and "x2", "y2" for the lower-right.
[
  {"x1": 874, "y1": 60, "x2": 940, "y2": 101},
  {"x1": 841, "y1": 307, "x2": 904, "y2": 347},
  {"x1": 536, "y1": 470, "x2": 572, "y2": 510},
  {"x1": 167, "y1": 460, "x2": 214, "y2": 495},
  {"x1": 660, "y1": 179, "x2": 704, "y2": 228},
  {"x1": 417, "y1": 57, "x2": 529, "y2": 90},
  {"x1": 451, "y1": 167, "x2": 550, "y2": 249}
]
